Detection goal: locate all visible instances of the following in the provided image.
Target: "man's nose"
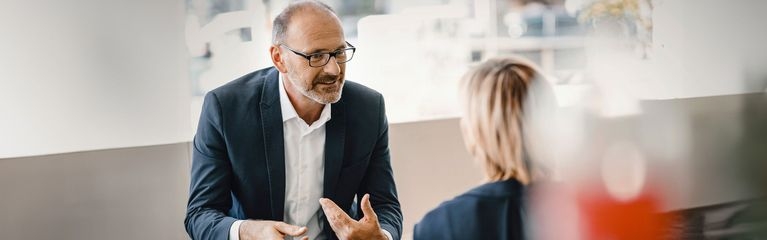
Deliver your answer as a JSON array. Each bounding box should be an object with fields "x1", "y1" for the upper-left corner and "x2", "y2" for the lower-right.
[{"x1": 323, "y1": 56, "x2": 341, "y2": 76}]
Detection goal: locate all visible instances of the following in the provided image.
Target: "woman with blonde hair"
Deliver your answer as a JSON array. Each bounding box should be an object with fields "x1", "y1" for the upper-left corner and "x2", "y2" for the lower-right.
[{"x1": 414, "y1": 57, "x2": 556, "y2": 240}]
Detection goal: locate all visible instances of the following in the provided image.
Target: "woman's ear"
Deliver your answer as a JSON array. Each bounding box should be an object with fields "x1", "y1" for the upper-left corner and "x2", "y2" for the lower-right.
[{"x1": 270, "y1": 45, "x2": 288, "y2": 73}]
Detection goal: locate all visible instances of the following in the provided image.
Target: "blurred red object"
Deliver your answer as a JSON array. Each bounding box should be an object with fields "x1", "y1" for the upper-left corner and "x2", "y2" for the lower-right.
[
  {"x1": 576, "y1": 186, "x2": 673, "y2": 240},
  {"x1": 527, "y1": 183, "x2": 676, "y2": 240}
]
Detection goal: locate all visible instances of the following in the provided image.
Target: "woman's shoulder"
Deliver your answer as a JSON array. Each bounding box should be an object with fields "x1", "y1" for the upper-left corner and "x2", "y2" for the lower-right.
[
  {"x1": 414, "y1": 179, "x2": 526, "y2": 239},
  {"x1": 430, "y1": 179, "x2": 524, "y2": 212}
]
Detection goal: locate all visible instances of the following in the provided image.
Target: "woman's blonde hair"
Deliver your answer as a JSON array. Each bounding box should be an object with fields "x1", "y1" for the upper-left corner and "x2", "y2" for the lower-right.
[{"x1": 459, "y1": 57, "x2": 552, "y2": 185}]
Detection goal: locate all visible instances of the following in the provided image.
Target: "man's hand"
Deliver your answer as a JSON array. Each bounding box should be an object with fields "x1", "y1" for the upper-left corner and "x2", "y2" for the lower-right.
[
  {"x1": 239, "y1": 220, "x2": 308, "y2": 240},
  {"x1": 319, "y1": 194, "x2": 388, "y2": 240}
]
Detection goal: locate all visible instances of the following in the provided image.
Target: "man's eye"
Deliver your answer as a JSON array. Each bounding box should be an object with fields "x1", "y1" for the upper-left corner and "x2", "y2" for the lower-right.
[{"x1": 309, "y1": 54, "x2": 325, "y2": 61}]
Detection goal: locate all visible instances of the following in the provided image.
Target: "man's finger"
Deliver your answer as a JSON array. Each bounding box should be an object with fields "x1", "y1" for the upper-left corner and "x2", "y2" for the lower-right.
[
  {"x1": 273, "y1": 222, "x2": 307, "y2": 236},
  {"x1": 319, "y1": 198, "x2": 354, "y2": 231},
  {"x1": 360, "y1": 193, "x2": 378, "y2": 221}
]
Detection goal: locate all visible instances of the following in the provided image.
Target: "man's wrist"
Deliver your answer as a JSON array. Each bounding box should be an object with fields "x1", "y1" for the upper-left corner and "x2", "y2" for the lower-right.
[
  {"x1": 381, "y1": 228, "x2": 393, "y2": 240},
  {"x1": 229, "y1": 220, "x2": 245, "y2": 240}
]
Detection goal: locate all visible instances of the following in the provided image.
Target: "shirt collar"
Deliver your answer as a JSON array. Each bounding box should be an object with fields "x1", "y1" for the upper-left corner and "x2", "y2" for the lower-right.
[{"x1": 278, "y1": 73, "x2": 332, "y2": 126}]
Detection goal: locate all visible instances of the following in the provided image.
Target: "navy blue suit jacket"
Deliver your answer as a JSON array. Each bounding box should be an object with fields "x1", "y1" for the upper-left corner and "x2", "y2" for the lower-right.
[
  {"x1": 413, "y1": 179, "x2": 526, "y2": 240},
  {"x1": 185, "y1": 67, "x2": 402, "y2": 240}
]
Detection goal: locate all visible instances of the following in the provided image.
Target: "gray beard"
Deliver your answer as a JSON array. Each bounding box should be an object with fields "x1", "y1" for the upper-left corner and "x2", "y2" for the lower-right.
[{"x1": 287, "y1": 72, "x2": 343, "y2": 104}]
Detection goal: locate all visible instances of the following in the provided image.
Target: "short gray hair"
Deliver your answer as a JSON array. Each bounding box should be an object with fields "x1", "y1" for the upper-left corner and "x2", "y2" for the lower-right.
[{"x1": 272, "y1": 0, "x2": 336, "y2": 44}]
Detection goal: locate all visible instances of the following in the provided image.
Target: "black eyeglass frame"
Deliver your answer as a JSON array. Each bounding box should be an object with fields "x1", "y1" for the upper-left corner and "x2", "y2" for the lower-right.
[{"x1": 280, "y1": 41, "x2": 356, "y2": 67}]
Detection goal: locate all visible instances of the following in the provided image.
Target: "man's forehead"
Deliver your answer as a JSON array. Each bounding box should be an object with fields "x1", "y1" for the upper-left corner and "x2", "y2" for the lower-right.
[
  {"x1": 284, "y1": 14, "x2": 344, "y2": 51},
  {"x1": 287, "y1": 10, "x2": 342, "y2": 33},
  {"x1": 293, "y1": 40, "x2": 346, "y2": 54}
]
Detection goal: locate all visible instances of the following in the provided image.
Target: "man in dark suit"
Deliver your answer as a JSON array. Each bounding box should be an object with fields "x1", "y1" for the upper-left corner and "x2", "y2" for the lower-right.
[{"x1": 184, "y1": 1, "x2": 402, "y2": 240}]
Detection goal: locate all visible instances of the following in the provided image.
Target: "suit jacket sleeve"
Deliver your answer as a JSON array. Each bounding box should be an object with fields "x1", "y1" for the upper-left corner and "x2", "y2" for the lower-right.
[
  {"x1": 357, "y1": 94, "x2": 403, "y2": 239},
  {"x1": 185, "y1": 92, "x2": 238, "y2": 240}
]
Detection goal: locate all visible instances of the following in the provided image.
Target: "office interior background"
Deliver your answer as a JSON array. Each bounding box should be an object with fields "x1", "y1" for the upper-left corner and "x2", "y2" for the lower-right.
[{"x1": 1, "y1": 0, "x2": 767, "y2": 239}]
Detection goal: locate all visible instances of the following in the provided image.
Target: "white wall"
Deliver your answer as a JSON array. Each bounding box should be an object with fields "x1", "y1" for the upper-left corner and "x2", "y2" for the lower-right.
[
  {"x1": 0, "y1": 0, "x2": 190, "y2": 158},
  {"x1": 651, "y1": 0, "x2": 767, "y2": 99}
]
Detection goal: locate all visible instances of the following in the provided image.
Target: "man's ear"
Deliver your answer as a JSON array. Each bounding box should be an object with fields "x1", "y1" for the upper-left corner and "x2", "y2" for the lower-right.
[{"x1": 270, "y1": 45, "x2": 288, "y2": 73}]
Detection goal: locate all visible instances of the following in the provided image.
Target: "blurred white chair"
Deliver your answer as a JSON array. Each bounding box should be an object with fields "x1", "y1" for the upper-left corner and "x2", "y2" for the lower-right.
[{"x1": 185, "y1": 2, "x2": 272, "y2": 131}]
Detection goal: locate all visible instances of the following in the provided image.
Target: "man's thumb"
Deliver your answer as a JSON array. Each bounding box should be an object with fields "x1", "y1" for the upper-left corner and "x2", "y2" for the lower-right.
[{"x1": 274, "y1": 222, "x2": 307, "y2": 236}]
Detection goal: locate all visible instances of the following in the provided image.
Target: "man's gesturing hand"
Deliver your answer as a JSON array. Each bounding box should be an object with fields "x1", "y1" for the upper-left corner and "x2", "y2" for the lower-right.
[
  {"x1": 239, "y1": 220, "x2": 308, "y2": 240},
  {"x1": 319, "y1": 194, "x2": 388, "y2": 240}
]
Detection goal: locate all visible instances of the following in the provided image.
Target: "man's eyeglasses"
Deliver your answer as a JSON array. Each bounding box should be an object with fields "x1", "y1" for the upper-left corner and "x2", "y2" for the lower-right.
[{"x1": 280, "y1": 41, "x2": 356, "y2": 67}]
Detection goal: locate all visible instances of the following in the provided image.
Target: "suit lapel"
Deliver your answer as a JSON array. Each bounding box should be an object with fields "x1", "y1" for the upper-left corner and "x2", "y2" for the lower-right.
[
  {"x1": 323, "y1": 96, "x2": 346, "y2": 199},
  {"x1": 259, "y1": 68, "x2": 286, "y2": 221}
]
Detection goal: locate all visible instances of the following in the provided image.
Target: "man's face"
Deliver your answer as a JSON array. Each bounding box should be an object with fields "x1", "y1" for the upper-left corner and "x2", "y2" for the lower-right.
[{"x1": 281, "y1": 10, "x2": 346, "y2": 104}]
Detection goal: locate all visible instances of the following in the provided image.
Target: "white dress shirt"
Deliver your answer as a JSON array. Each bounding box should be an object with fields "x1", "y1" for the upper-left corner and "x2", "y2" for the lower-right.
[
  {"x1": 229, "y1": 74, "x2": 393, "y2": 240},
  {"x1": 277, "y1": 74, "x2": 330, "y2": 240}
]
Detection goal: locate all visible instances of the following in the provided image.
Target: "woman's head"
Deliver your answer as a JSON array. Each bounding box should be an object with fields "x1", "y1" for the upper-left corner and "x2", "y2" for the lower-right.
[{"x1": 459, "y1": 57, "x2": 555, "y2": 185}]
